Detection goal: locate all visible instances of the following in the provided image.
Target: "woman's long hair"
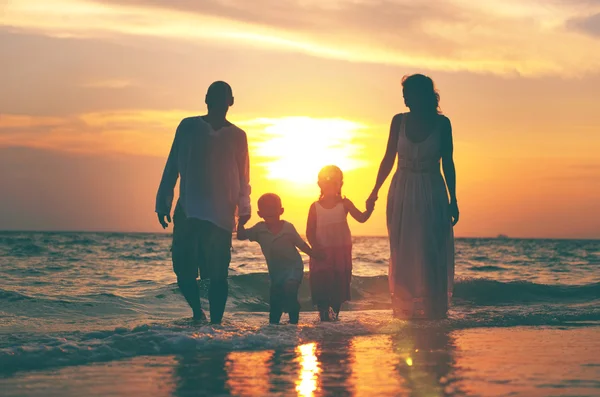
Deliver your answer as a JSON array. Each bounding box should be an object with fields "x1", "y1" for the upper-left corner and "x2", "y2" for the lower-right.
[
  {"x1": 402, "y1": 74, "x2": 442, "y2": 115},
  {"x1": 318, "y1": 165, "x2": 344, "y2": 202}
]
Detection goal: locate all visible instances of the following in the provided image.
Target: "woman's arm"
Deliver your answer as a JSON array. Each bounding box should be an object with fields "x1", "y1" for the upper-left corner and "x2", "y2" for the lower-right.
[
  {"x1": 441, "y1": 116, "x2": 459, "y2": 225},
  {"x1": 344, "y1": 198, "x2": 373, "y2": 223},
  {"x1": 367, "y1": 114, "x2": 401, "y2": 207}
]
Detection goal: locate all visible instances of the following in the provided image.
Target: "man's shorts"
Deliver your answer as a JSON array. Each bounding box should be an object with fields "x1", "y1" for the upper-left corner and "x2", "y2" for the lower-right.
[{"x1": 171, "y1": 204, "x2": 232, "y2": 281}]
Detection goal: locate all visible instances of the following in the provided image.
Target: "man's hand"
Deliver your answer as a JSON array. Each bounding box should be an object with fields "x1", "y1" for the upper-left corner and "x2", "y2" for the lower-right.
[
  {"x1": 157, "y1": 213, "x2": 172, "y2": 229},
  {"x1": 238, "y1": 214, "x2": 251, "y2": 227}
]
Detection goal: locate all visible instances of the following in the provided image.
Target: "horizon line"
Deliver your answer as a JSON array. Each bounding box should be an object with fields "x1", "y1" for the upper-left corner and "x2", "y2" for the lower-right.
[{"x1": 0, "y1": 229, "x2": 598, "y2": 241}]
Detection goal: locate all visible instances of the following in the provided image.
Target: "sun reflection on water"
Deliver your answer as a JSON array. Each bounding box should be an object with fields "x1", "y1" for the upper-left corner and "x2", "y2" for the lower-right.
[{"x1": 296, "y1": 342, "x2": 320, "y2": 397}]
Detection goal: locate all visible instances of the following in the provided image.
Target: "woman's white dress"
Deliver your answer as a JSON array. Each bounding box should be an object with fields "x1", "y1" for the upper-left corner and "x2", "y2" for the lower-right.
[{"x1": 386, "y1": 113, "x2": 455, "y2": 319}]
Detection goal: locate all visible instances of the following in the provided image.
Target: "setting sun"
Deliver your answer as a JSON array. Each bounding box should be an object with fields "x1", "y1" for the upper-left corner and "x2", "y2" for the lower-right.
[{"x1": 245, "y1": 117, "x2": 367, "y2": 185}]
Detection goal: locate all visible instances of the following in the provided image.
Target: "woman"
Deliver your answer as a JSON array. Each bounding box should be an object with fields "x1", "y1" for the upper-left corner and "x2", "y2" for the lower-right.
[{"x1": 367, "y1": 74, "x2": 458, "y2": 320}]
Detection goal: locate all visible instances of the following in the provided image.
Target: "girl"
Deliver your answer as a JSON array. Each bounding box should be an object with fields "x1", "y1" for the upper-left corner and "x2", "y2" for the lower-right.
[{"x1": 307, "y1": 165, "x2": 373, "y2": 321}]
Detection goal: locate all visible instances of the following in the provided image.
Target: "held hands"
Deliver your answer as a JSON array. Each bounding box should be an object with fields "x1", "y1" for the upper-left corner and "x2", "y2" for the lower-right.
[
  {"x1": 312, "y1": 249, "x2": 327, "y2": 261},
  {"x1": 366, "y1": 190, "x2": 378, "y2": 212},
  {"x1": 157, "y1": 213, "x2": 172, "y2": 229},
  {"x1": 238, "y1": 214, "x2": 251, "y2": 228},
  {"x1": 450, "y1": 200, "x2": 460, "y2": 226}
]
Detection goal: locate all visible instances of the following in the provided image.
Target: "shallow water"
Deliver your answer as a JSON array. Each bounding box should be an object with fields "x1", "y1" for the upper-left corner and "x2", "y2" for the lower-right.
[
  {"x1": 1, "y1": 232, "x2": 599, "y2": 395},
  {"x1": 1, "y1": 324, "x2": 598, "y2": 397}
]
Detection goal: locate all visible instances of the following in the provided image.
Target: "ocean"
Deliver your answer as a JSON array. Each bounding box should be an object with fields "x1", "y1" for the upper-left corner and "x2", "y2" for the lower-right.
[{"x1": 1, "y1": 232, "x2": 599, "y2": 396}]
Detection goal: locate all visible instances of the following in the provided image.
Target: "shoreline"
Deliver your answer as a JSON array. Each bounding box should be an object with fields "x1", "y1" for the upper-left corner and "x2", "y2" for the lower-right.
[{"x1": 1, "y1": 325, "x2": 598, "y2": 397}]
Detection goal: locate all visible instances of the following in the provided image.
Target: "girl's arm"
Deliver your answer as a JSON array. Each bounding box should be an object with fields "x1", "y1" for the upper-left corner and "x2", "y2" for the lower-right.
[
  {"x1": 344, "y1": 198, "x2": 373, "y2": 223},
  {"x1": 306, "y1": 203, "x2": 319, "y2": 249},
  {"x1": 367, "y1": 114, "x2": 401, "y2": 206},
  {"x1": 440, "y1": 116, "x2": 459, "y2": 225}
]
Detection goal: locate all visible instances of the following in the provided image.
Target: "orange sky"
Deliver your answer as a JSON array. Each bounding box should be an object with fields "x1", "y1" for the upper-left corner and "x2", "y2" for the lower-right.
[{"x1": 1, "y1": 0, "x2": 599, "y2": 238}]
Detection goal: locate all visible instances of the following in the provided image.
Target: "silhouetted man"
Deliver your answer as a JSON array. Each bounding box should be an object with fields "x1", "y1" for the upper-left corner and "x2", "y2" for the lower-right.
[{"x1": 156, "y1": 81, "x2": 251, "y2": 323}]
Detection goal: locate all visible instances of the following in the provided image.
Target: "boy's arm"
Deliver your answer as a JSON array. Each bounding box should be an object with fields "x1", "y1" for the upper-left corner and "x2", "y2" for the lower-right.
[
  {"x1": 293, "y1": 223, "x2": 325, "y2": 260},
  {"x1": 237, "y1": 223, "x2": 249, "y2": 240},
  {"x1": 343, "y1": 198, "x2": 373, "y2": 224},
  {"x1": 297, "y1": 240, "x2": 316, "y2": 257},
  {"x1": 237, "y1": 223, "x2": 258, "y2": 241}
]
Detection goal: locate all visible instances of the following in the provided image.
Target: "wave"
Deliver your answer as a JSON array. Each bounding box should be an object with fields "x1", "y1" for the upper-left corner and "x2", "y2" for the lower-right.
[
  {"x1": 1, "y1": 307, "x2": 599, "y2": 374},
  {"x1": 2, "y1": 275, "x2": 599, "y2": 317}
]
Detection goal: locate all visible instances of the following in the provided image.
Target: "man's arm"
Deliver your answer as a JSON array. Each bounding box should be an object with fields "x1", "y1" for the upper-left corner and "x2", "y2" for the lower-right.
[
  {"x1": 237, "y1": 130, "x2": 251, "y2": 226},
  {"x1": 155, "y1": 123, "x2": 181, "y2": 229}
]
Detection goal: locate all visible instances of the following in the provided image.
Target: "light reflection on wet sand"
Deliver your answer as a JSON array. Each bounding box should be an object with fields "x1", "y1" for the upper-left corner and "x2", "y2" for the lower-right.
[{"x1": 1, "y1": 327, "x2": 598, "y2": 396}]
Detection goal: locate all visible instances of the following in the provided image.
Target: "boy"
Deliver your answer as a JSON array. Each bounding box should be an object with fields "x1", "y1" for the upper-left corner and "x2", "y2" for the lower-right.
[{"x1": 237, "y1": 193, "x2": 322, "y2": 324}]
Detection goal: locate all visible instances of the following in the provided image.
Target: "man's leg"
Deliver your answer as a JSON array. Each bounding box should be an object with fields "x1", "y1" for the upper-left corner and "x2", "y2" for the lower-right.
[
  {"x1": 177, "y1": 277, "x2": 205, "y2": 321},
  {"x1": 201, "y1": 221, "x2": 233, "y2": 324},
  {"x1": 209, "y1": 278, "x2": 228, "y2": 324},
  {"x1": 172, "y1": 206, "x2": 206, "y2": 321}
]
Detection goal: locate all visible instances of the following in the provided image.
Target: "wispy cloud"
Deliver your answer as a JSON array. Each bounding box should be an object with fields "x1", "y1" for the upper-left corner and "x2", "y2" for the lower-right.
[
  {"x1": 80, "y1": 79, "x2": 135, "y2": 89},
  {"x1": 567, "y1": 13, "x2": 600, "y2": 37},
  {"x1": 0, "y1": 110, "x2": 185, "y2": 156},
  {"x1": 2, "y1": 0, "x2": 600, "y2": 75}
]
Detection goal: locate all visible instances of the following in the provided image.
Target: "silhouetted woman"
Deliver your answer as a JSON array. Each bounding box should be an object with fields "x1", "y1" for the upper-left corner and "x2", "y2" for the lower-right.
[{"x1": 367, "y1": 74, "x2": 458, "y2": 320}]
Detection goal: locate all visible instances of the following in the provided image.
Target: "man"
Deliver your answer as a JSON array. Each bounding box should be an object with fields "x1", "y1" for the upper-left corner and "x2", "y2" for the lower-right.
[{"x1": 156, "y1": 81, "x2": 251, "y2": 324}]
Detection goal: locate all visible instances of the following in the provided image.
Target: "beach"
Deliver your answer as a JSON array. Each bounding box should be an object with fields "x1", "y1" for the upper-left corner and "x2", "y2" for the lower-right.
[
  {"x1": 2, "y1": 321, "x2": 598, "y2": 396},
  {"x1": 1, "y1": 232, "x2": 599, "y2": 396}
]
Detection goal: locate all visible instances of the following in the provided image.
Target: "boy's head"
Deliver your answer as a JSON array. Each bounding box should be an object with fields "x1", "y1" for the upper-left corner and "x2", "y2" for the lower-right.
[{"x1": 257, "y1": 193, "x2": 284, "y2": 223}]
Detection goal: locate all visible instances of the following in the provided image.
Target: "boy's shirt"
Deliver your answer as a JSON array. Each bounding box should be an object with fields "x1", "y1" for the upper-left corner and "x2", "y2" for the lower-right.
[{"x1": 244, "y1": 221, "x2": 305, "y2": 285}]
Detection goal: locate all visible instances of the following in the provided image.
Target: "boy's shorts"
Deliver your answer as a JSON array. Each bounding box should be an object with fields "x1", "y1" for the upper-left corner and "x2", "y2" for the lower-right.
[{"x1": 171, "y1": 204, "x2": 232, "y2": 281}]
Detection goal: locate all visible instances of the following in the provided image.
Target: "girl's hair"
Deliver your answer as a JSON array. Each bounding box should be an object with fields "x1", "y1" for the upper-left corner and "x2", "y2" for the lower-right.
[
  {"x1": 318, "y1": 165, "x2": 344, "y2": 201},
  {"x1": 401, "y1": 74, "x2": 441, "y2": 114}
]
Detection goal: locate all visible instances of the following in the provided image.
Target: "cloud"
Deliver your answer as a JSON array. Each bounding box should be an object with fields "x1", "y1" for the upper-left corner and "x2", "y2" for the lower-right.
[
  {"x1": 567, "y1": 13, "x2": 600, "y2": 37},
  {"x1": 0, "y1": 111, "x2": 185, "y2": 156},
  {"x1": 3, "y1": 0, "x2": 600, "y2": 76},
  {"x1": 81, "y1": 79, "x2": 135, "y2": 89}
]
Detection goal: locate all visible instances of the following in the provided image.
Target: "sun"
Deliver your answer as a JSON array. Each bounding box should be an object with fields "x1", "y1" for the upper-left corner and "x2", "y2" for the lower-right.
[{"x1": 246, "y1": 116, "x2": 366, "y2": 185}]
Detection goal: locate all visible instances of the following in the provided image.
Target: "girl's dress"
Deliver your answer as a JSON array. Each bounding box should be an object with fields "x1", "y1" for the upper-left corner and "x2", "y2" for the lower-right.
[
  {"x1": 309, "y1": 202, "x2": 353, "y2": 306},
  {"x1": 387, "y1": 113, "x2": 455, "y2": 319}
]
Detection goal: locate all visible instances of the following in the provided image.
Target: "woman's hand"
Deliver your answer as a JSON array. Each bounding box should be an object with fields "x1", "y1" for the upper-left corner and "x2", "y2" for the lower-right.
[
  {"x1": 366, "y1": 190, "x2": 378, "y2": 212},
  {"x1": 450, "y1": 200, "x2": 459, "y2": 226}
]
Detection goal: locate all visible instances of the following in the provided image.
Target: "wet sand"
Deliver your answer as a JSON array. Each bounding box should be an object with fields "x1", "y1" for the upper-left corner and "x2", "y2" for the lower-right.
[{"x1": 2, "y1": 325, "x2": 599, "y2": 397}]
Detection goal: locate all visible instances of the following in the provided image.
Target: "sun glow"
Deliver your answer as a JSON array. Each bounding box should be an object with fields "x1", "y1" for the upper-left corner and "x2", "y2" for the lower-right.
[{"x1": 248, "y1": 117, "x2": 366, "y2": 185}]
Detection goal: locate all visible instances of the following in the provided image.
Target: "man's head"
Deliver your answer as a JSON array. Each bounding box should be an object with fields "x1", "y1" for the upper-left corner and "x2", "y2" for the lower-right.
[
  {"x1": 206, "y1": 81, "x2": 234, "y2": 117},
  {"x1": 257, "y1": 193, "x2": 284, "y2": 224}
]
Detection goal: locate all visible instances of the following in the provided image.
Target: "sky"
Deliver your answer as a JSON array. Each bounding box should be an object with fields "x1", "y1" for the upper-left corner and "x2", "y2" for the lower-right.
[{"x1": 1, "y1": 0, "x2": 599, "y2": 238}]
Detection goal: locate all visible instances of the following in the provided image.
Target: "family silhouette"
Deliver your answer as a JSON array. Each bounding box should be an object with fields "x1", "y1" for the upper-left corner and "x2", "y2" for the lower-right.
[{"x1": 156, "y1": 76, "x2": 458, "y2": 324}]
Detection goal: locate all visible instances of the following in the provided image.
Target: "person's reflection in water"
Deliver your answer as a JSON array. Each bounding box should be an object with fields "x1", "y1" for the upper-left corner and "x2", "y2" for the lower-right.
[
  {"x1": 313, "y1": 339, "x2": 353, "y2": 397},
  {"x1": 268, "y1": 348, "x2": 300, "y2": 395},
  {"x1": 226, "y1": 350, "x2": 273, "y2": 396},
  {"x1": 172, "y1": 351, "x2": 229, "y2": 397},
  {"x1": 392, "y1": 325, "x2": 465, "y2": 396}
]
